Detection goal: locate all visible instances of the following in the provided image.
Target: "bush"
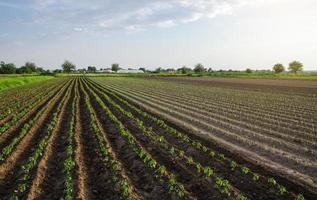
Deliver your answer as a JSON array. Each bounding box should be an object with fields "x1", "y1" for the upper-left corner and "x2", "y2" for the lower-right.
[{"x1": 273, "y1": 64, "x2": 285, "y2": 73}]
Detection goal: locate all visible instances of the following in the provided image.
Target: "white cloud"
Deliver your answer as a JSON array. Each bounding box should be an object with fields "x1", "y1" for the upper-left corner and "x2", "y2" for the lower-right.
[
  {"x1": 29, "y1": 0, "x2": 261, "y2": 34},
  {"x1": 156, "y1": 20, "x2": 176, "y2": 28}
]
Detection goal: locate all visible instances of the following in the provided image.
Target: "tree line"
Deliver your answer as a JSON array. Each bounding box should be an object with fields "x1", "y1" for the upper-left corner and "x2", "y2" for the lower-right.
[
  {"x1": 0, "y1": 61, "x2": 48, "y2": 74},
  {"x1": 154, "y1": 61, "x2": 304, "y2": 74},
  {"x1": 0, "y1": 60, "x2": 304, "y2": 75}
]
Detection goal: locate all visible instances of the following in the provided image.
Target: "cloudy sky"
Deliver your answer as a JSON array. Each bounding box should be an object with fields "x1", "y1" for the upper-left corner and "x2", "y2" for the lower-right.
[{"x1": 0, "y1": 0, "x2": 316, "y2": 70}]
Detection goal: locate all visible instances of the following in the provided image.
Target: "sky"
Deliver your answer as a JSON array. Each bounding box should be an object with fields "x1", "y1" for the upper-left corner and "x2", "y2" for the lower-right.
[{"x1": 0, "y1": 0, "x2": 317, "y2": 70}]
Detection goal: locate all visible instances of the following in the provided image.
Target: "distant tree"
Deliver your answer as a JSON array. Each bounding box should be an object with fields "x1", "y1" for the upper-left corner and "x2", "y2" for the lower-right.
[
  {"x1": 273, "y1": 64, "x2": 285, "y2": 74},
  {"x1": 0, "y1": 61, "x2": 16, "y2": 74},
  {"x1": 194, "y1": 63, "x2": 205, "y2": 73},
  {"x1": 246, "y1": 68, "x2": 252, "y2": 73},
  {"x1": 87, "y1": 66, "x2": 97, "y2": 73},
  {"x1": 39, "y1": 69, "x2": 53, "y2": 75},
  {"x1": 154, "y1": 67, "x2": 162, "y2": 73},
  {"x1": 16, "y1": 67, "x2": 27, "y2": 74},
  {"x1": 111, "y1": 63, "x2": 120, "y2": 72},
  {"x1": 25, "y1": 62, "x2": 37, "y2": 72},
  {"x1": 16, "y1": 62, "x2": 43, "y2": 74},
  {"x1": 288, "y1": 61, "x2": 303, "y2": 74},
  {"x1": 166, "y1": 68, "x2": 176, "y2": 73},
  {"x1": 177, "y1": 66, "x2": 192, "y2": 74},
  {"x1": 207, "y1": 68, "x2": 213, "y2": 72},
  {"x1": 36, "y1": 67, "x2": 45, "y2": 73},
  {"x1": 62, "y1": 60, "x2": 76, "y2": 73},
  {"x1": 53, "y1": 69, "x2": 63, "y2": 73},
  {"x1": 139, "y1": 67, "x2": 146, "y2": 72}
]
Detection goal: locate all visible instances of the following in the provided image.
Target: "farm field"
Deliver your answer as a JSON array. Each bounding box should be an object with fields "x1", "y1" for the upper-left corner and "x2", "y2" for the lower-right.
[{"x1": 0, "y1": 76, "x2": 316, "y2": 200}]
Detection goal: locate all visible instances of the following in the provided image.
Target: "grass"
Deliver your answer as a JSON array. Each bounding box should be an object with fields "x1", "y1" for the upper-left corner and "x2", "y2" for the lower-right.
[{"x1": 0, "y1": 76, "x2": 54, "y2": 91}]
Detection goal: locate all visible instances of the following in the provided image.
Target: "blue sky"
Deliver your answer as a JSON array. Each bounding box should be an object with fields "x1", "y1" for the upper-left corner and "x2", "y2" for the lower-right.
[{"x1": 0, "y1": 0, "x2": 317, "y2": 70}]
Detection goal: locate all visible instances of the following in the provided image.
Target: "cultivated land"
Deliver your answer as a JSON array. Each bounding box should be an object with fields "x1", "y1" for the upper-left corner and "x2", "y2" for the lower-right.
[{"x1": 0, "y1": 76, "x2": 316, "y2": 200}]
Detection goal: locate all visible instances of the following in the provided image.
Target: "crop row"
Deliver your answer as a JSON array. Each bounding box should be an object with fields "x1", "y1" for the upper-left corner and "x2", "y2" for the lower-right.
[
  {"x1": 9, "y1": 78, "x2": 73, "y2": 199},
  {"x1": 106, "y1": 85, "x2": 317, "y2": 160},
  {"x1": 64, "y1": 79, "x2": 78, "y2": 200},
  {"x1": 0, "y1": 80, "x2": 71, "y2": 162},
  {"x1": 105, "y1": 83, "x2": 316, "y2": 140},
  {"x1": 79, "y1": 79, "x2": 142, "y2": 199},
  {"x1": 86, "y1": 78, "x2": 307, "y2": 200},
  {"x1": 85, "y1": 79, "x2": 248, "y2": 199},
  {"x1": 81, "y1": 78, "x2": 196, "y2": 199},
  {"x1": 103, "y1": 82, "x2": 315, "y2": 138},
  {"x1": 0, "y1": 78, "x2": 65, "y2": 122},
  {"x1": 96, "y1": 83, "x2": 314, "y2": 170},
  {"x1": 96, "y1": 78, "x2": 315, "y2": 130},
  {"x1": 0, "y1": 80, "x2": 67, "y2": 135}
]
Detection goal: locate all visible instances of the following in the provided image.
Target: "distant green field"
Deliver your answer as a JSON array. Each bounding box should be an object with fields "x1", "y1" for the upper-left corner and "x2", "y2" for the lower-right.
[{"x1": 0, "y1": 76, "x2": 54, "y2": 91}]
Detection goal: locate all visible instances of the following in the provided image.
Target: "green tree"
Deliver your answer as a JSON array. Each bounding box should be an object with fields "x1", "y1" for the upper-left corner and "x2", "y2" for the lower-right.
[
  {"x1": 87, "y1": 66, "x2": 96, "y2": 73},
  {"x1": 25, "y1": 62, "x2": 37, "y2": 72},
  {"x1": 246, "y1": 68, "x2": 252, "y2": 73},
  {"x1": 194, "y1": 63, "x2": 205, "y2": 73},
  {"x1": 0, "y1": 61, "x2": 16, "y2": 74},
  {"x1": 62, "y1": 60, "x2": 76, "y2": 73},
  {"x1": 111, "y1": 63, "x2": 120, "y2": 72},
  {"x1": 36, "y1": 67, "x2": 45, "y2": 73},
  {"x1": 53, "y1": 69, "x2": 63, "y2": 73},
  {"x1": 288, "y1": 61, "x2": 303, "y2": 74},
  {"x1": 273, "y1": 64, "x2": 285, "y2": 73},
  {"x1": 139, "y1": 67, "x2": 146, "y2": 72},
  {"x1": 17, "y1": 66, "x2": 32, "y2": 74},
  {"x1": 154, "y1": 67, "x2": 162, "y2": 73},
  {"x1": 177, "y1": 66, "x2": 192, "y2": 74}
]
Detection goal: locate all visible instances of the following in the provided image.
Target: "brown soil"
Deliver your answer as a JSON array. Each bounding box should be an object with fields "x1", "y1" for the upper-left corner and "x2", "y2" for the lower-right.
[
  {"x1": 76, "y1": 82, "x2": 124, "y2": 200},
  {"x1": 73, "y1": 82, "x2": 90, "y2": 200},
  {"x1": 36, "y1": 82, "x2": 75, "y2": 199},
  {"x1": 88, "y1": 79, "x2": 317, "y2": 199},
  {"x1": 149, "y1": 77, "x2": 317, "y2": 96},
  {"x1": 0, "y1": 81, "x2": 68, "y2": 146},
  {"x1": 105, "y1": 88, "x2": 293, "y2": 200},
  {"x1": 0, "y1": 82, "x2": 60, "y2": 126},
  {"x1": 26, "y1": 80, "x2": 73, "y2": 200},
  {"x1": 84, "y1": 79, "x2": 227, "y2": 200},
  {"x1": 0, "y1": 80, "x2": 71, "y2": 198},
  {"x1": 82, "y1": 80, "x2": 176, "y2": 200}
]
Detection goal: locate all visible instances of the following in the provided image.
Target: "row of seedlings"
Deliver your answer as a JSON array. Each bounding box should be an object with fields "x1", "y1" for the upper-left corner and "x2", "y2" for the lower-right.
[
  {"x1": 99, "y1": 80, "x2": 314, "y2": 136},
  {"x1": 0, "y1": 80, "x2": 72, "y2": 162},
  {"x1": 9, "y1": 79, "x2": 74, "y2": 199},
  {"x1": 85, "y1": 79, "x2": 246, "y2": 200},
  {"x1": 104, "y1": 83, "x2": 316, "y2": 148},
  {"x1": 101, "y1": 83, "x2": 314, "y2": 171},
  {"x1": 79, "y1": 79, "x2": 141, "y2": 200},
  {"x1": 0, "y1": 79, "x2": 62, "y2": 121},
  {"x1": 90, "y1": 78, "x2": 306, "y2": 200},
  {"x1": 81, "y1": 78, "x2": 195, "y2": 200},
  {"x1": 0, "y1": 80, "x2": 67, "y2": 134},
  {"x1": 64, "y1": 79, "x2": 78, "y2": 200}
]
